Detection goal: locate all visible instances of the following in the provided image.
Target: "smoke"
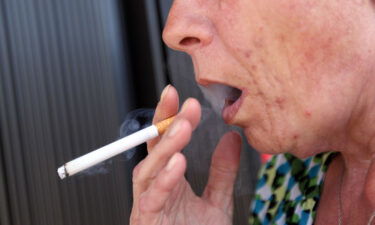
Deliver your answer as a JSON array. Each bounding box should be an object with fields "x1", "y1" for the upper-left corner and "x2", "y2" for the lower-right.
[
  {"x1": 79, "y1": 109, "x2": 155, "y2": 177},
  {"x1": 78, "y1": 90, "x2": 226, "y2": 177},
  {"x1": 119, "y1": 108, "x2": 155, "y2": 160},
  {"x1": 199, "y1": 84, "x2": 233, "y2": 116},
  {"x1": 79, "y1": 161, "x2": 112, "y2": 176}
]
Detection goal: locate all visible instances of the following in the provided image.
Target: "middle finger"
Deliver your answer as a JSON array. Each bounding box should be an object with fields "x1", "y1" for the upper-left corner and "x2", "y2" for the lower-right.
[{"x1": 133, "y1": 118, "x2": 192, "y2": 197}]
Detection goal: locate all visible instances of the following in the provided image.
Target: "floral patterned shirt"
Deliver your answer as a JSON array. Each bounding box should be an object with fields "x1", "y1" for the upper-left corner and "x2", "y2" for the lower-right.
[{"x1": 249, "y1": 152, "x2": 336, "y2": 225}]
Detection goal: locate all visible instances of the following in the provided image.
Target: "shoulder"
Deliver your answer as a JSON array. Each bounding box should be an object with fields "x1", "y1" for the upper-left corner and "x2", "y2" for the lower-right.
[{"x1": 249, "y1": 152, "x2": 336, "y2": 225}]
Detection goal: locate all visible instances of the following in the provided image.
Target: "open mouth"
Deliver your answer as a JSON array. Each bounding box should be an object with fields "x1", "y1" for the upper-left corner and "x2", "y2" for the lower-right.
[
  {"x1": 222, "y1": 87, "x2": 243, "y2": 122},
  {"x1": 199, "y1": 83, "x2": 243, "y2": 122},
  {"x1": 224, "y1": 87, "x2": 242, "y2": 108}
]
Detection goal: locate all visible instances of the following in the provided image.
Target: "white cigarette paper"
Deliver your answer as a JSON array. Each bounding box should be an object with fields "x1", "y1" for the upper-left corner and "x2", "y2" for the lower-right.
[{"x1": 57, "y1": 116, "x2": 175, "y2": 179}]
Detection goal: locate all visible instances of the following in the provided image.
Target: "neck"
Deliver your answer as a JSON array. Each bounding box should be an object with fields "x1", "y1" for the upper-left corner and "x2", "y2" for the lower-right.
[
  {"x1": 340, "y1": 68, "x2": 375, "y2": 169},
  {"x1": 335, "y1": 76, "x2": 375, "y2": 210},
  {"x1": 335, "y1": 152, "x2": 375, "y2": 224}
]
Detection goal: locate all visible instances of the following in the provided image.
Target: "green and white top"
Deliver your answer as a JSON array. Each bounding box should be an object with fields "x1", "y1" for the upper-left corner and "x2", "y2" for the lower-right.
[{"x1": 249, "y1": 152, "x2": 336, "y2": 225}]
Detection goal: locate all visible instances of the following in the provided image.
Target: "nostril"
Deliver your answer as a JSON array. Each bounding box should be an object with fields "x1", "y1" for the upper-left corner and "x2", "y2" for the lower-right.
[{"x1": 179, "y1": 37, "x2": 200, "y2": 46}]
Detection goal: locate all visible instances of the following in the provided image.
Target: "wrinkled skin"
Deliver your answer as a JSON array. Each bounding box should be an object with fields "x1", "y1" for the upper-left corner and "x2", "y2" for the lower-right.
[
  {"x1": 130, "y1": 0, "x2": 375, "y2": 224},
  {"x1": 163, "y1": 0, "x2": 375, "y2": 157}
]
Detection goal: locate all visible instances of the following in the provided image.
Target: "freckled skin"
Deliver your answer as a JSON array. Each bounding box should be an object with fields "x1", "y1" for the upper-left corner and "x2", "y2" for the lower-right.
[
  {"x1": 304, "y1": 111, "x2": 312, "y2": 118},
  {"x1": 275, "y1": 98, "x2": 285, "y2": 110},
  {"x1": 164, "y1": 0, "x2": 375, "y2": 157},
  {"x1": 244, "y1": 50, "x2": 252, "y2": 58},
  {"x1": 162, "y1": 1, "x2": 375, "y2": 224}
]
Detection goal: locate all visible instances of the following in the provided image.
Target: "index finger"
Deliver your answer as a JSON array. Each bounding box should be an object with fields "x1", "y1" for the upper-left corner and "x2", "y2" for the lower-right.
[{"x1": 147, "y1": 85, "x2": 179, "y2": 151}]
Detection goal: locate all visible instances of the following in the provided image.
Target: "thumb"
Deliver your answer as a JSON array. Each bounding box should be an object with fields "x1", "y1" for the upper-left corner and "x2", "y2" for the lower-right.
[{"x1": 203, "y1": 131, "x2": 242, "y2": 213}]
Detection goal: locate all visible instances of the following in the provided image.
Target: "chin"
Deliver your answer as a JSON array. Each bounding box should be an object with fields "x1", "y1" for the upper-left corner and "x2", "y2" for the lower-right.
[
  {"x1": 243, "y1": 126, "x2": 299, "y2": 156},
  {"x1": 244, "y1": 126, "x2": 328, "y2": 159},
  {"x1": 243, "y1": 127, "x2": 286, "y2": 155}
]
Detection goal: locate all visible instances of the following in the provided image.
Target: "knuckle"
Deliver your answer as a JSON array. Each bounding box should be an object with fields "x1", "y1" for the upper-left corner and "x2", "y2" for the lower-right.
[
  {"x1": 132, "y1": 171, "x2": 158, "y2": 186},
  {"x1": 132, "y1": 161, "x2": 143, "y2": 178},
  {"x1": 132, "y1": 171, "x2": 143, "y2": 184},
  {"x1": 129, "y1": 209, "x2": 138, "y2": 224},
  {"x1": 154, "y1": 177, "x2": 170, "y2": 193},
  {"x1": 132, "y1": 173, "x2": 138, "y2": 184},
  {"x1": 132, "y1": 168, "x2": 139, "y2": 179},
  {"x1": 129, "y1": 216, "x2": 140, "y2": 225},
  {"x1": 212, "y1": 163, "x2": 234, "y2": 176},
  {"x1": 138, "y1": 193, "x2": 150, "y2": 213}
]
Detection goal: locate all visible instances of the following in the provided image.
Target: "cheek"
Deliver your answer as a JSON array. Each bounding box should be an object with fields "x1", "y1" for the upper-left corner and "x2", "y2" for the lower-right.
[
  {"x1": 217, "y1": 0, "x2": 359, "y2": 72},
  {"x1": 288, "y1": 30, "x2": 356, "y2": 80},
  {"x1": 276, "y1": 3, "x2": 359, "y2": 74},
  {"x1": 215, "y1": 1, "x2": 361, "y2": 153}
]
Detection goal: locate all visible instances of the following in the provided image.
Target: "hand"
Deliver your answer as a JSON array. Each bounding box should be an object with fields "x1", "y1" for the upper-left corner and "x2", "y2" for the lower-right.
[{"x1": 130, "y1": 85, "x2": 242, "y2": 225}]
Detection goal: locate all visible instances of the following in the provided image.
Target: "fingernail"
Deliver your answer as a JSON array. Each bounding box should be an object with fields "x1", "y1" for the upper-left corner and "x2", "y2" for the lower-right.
[
  {"x1": 180, "y1": 99, "x2": 191, "y2": 113},
  {"x1": 160, "y1": 85, "x2": 171, "y2": 102},
  {"x1": 166, "y1": 154, "x2": 178, "y2": 171},
  {"x1": 167, "y1": 120, "x2": 182, "y2": 138}
]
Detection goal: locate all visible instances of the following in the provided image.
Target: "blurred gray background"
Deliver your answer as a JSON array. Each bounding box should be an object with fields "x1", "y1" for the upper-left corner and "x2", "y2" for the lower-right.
[{"x1": 0, "y1": 0, "x2": 260, "y2": 225}]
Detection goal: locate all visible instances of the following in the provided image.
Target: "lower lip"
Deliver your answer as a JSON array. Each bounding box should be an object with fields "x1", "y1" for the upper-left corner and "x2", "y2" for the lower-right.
[{"x1": 222, "y1": 95, "x2": 243, "y2": 123}]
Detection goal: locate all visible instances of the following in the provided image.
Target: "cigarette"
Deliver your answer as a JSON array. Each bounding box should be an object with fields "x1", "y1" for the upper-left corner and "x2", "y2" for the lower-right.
[{"x1": 57, "y1": 116, "x2": 175, "y2": 179}]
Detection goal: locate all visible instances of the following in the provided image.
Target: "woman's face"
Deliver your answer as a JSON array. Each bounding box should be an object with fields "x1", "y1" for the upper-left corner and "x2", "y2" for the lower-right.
[{"x1": 163, "y1": 0, "x2": 374, "y2": 156}]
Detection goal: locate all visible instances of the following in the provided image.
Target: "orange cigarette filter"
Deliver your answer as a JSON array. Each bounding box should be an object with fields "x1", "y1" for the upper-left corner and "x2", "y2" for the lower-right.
[{"x1": 155, "y1": 116, "x2": 175, "y2": 134}]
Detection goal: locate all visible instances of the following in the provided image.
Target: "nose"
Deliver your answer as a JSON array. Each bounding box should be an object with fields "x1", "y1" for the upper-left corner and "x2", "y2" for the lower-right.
[{"x1": 162, "y1": 1, "x2": 213, "y2": 54}]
